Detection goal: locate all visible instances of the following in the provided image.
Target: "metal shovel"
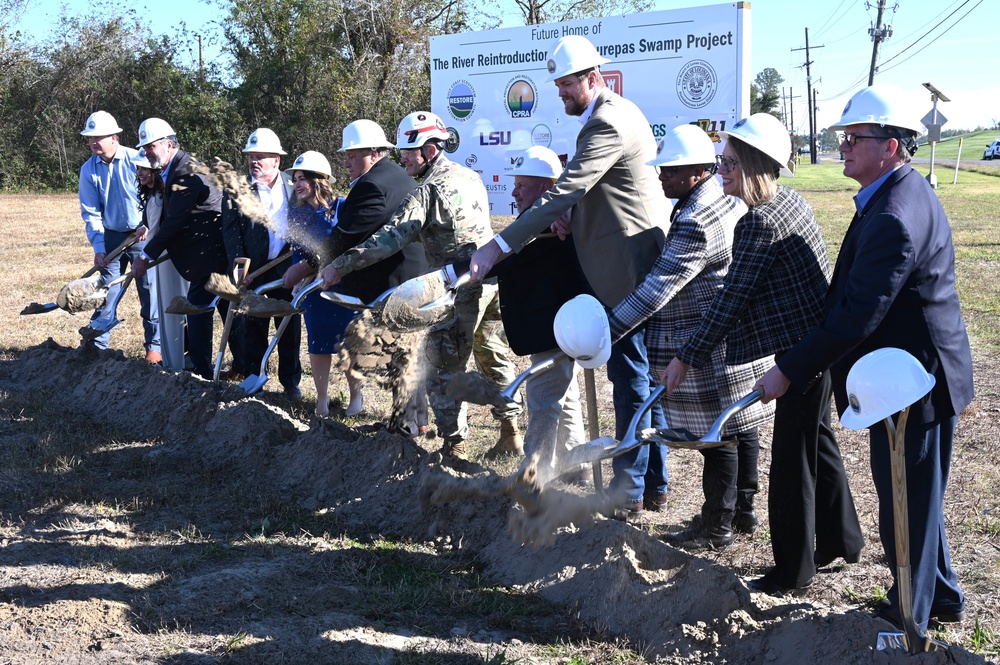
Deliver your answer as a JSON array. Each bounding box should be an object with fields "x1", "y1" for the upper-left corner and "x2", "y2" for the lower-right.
[
  {"x1": 213, "y1": 258, "x2": 251, "y2": 381},
  {"x1": 238, "y1": 276, "x2": 323, "y2": 395},
  {"x1": 319, "y1": 285, "x2": 396, "y2": 312},
  {"x1": 556, "y1": 387, "x2": 762, "y2": 472},
  {"x1": 77, "y1": 255, "x2": 168, "y2": 340},
  {"x1": 22, "y1": 231, "x2": 139, "y2": 315}
]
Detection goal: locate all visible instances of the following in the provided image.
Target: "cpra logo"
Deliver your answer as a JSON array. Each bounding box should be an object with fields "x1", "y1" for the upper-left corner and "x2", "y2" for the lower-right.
[
  {"x1": 505, "y1": 76, "x2": 537, "y2": 119},
  {"x1": 447, "y1": 80, "x2": 476, "y2": 121}
]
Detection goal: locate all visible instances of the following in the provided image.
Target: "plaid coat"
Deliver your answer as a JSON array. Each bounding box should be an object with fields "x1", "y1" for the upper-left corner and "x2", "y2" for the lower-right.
[
  {"x1": 608, "y1": 177, "x2": 775, "y2": 435},
  {"x1": 677, "y1": 185, "x2": 831, "y2": 369}
]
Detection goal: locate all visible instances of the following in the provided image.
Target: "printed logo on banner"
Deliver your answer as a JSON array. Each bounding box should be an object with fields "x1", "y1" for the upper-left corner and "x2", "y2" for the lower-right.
[
  {"x1": 506, "y1": 76, "x2": 538, "y2": 119},
  {"x1": 465, "y1": 153, "x2": 478, "y2": 167},
  {"x1": 602, "y1": 70, "x2": 623, "y2": 96},
  {"x1": 447, "y1": 80, "x2": 476, "y2": 120},
  {"x1": 444, "y1": 127, "x2": 461, "y2": 153},
  {"x1": 530, "y1": 124, "x2": 551, "y2": 147},
  {"x1": 479, "y1": 131, "x2": 511, "y2": 146},
  {"x1": 676, "y1": 60, "x2": 717, "y2": 109}
]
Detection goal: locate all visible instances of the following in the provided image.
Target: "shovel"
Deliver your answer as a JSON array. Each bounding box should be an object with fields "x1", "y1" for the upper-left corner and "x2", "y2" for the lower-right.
[
  {"x1": 319, "y1": 285, "x2": 396, "y2": 312},
  {"x1": 556, "y1": 387, "x2": 762, "y2": 473},
  {"x1": 78, "y1": 255, "x2": 168, "y2": 340},
  {"x1": 213, "y1": 258, "x2": 251, "y2": 381},
  {"x1": 238, "y1": 276, "x2": 323, "y2": 395},
  {"x1": 21, "y1": 231, "x2": 139, "y2": 315},
  {"x1": 165, "y1": 294, "x2": 221, "y2": 316}
]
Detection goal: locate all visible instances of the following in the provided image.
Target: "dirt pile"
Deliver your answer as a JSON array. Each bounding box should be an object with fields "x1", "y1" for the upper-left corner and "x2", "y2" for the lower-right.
[{"x1": 1, "y1": 342, "x2": 990, "y2": 664}]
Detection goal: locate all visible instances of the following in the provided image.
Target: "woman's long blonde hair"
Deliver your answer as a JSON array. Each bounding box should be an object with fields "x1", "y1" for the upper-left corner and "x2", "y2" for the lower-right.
[{"x1": 728, "y1": 137, "x2": 779, "y2": 207}]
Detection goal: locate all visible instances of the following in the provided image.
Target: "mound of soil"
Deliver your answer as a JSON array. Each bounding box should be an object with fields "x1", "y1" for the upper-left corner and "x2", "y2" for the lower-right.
[{"x1": 0, "y1": 342, "x2": 989, "y2": 664}]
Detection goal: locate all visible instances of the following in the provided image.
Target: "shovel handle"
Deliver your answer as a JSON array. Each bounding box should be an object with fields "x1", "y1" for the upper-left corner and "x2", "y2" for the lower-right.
[
  {"x1": 244, "y1": 251, "x2": 292, "y2": 284},
  {"x1": 80, "y1": 231, "x2": 139, "y2": 279}
]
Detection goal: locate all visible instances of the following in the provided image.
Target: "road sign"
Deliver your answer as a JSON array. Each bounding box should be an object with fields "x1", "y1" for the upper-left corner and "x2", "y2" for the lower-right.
[{"x1": 921, "y1": 109, "x2": 948, "y2": 128}]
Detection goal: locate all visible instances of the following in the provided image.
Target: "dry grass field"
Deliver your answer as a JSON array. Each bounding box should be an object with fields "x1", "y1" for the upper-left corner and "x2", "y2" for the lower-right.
[{"x1": 0, "y1": 177, "x2": 998, "y2": 664}]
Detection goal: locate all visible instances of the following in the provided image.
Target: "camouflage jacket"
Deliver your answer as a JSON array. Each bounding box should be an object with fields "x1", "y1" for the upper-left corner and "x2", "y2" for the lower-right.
[{"x1": 331, "y1": 153, "x2": 492, "y2": 275}]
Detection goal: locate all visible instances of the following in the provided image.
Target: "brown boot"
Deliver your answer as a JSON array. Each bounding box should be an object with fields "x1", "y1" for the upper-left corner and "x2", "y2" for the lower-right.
[
  {"x1": 484, "y1": 418, "x2": 524, "y2": 460},
  {"x1": 442, "y1": 439, "x2": 470, "y2": 461}
]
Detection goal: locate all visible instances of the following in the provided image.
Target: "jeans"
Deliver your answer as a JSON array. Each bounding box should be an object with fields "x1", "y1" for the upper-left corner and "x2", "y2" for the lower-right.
[{"x1": 90, "y1": 228, "x2": 159, "y2": 351}]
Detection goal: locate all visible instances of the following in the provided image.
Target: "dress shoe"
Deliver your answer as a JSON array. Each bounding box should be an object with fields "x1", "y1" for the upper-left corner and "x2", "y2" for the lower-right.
[
  {"x1": 283, "y1": 386, "x2": 303, "y2": 400},
  {"x1": 876, "y1": 599, "x2": 966, "y2": 627},
  {"x1": 746, "y1": 573, "x2": 812, "y2": 597},
  {"x1": 662, "y1": 523, "x2": 734, "y2": 551},
  {"x1": 732, "y1": 510, "x2": 758, "y2": 535},
  {"x1": 145, "y1": 350, "x2": 162, "y2": 364},
  {"x1": 643, "y1": 493, "x2": 668, "y2": 512},
  {"x1": 814, "y1": 550, "x2": 861, "y2": 569}
]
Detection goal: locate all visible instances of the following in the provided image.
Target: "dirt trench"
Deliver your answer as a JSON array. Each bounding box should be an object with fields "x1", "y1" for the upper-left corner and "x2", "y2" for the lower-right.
[{"x1": 0, "y1": 342, "x2": 989, "y2": 664}]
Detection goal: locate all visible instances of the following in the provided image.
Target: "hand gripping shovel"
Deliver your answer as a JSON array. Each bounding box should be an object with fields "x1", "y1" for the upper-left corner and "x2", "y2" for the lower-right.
[
  {"x1": 22, "y1": 231, "x2": 139, "y2": 315},
  {"x1": 238, "y1": 276, "x2": 323, "y2": 395},
  {"x1": 78, "y1": 255, "x2": 168, "y2": 341},
  {"x1": 555, "y1": 387, "x2": 763, "y2": 474},
  {"x1": 213, "y1": 258, "x2": 251, "y2": 381}
]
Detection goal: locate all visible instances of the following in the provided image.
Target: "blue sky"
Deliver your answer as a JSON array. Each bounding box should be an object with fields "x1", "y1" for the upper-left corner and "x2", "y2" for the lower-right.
[{"x1": 12, "y1": 0, "x2": 999, "y2": 132}]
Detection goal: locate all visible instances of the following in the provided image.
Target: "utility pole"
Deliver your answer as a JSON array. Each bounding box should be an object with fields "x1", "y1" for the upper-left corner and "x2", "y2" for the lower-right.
[
  {"x1": 813, "y1": 88, "x2": 819, "y2": 157},
  {"x1": 197, "y1": 34, "x2": 204, "y2": 79},
  {"x1": 782, "y1": 87, "x2": 788, "y2": 130},
  {"x1": 868, "y1": 0, "x2": 892, "y2": 85},
  {"x1": 792, "y1": 29, "x2": 823, "y2": 164}
]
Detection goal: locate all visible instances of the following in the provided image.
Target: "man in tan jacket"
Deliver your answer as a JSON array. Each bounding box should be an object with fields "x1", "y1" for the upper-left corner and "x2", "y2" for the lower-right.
[{"x1": 470, "y1": 35, "x2": 669, "y2": 514}]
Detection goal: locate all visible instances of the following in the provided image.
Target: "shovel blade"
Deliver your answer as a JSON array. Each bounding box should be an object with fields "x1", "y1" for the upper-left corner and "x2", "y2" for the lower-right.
[
  {"x1": 239, "y1": 373, "x2": 268, "y2": 395},
  {"x1": 21, "y1": 302, "x2": 59, "y2": 315},
  {"x1": 556, "y1": 436, "x2": 617, "y2": 471}
]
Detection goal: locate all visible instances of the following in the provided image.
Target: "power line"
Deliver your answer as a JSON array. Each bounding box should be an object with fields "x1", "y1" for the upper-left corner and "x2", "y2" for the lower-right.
[
  {"x1": 879, "y1": 0, "x2": 972, "y2": 67},
  {"x1": 813, "y1": 0, "x2": 855, "y2": 38},
  {"x1": 879, "y1": 0, "x2": 983, "y2": 72}
]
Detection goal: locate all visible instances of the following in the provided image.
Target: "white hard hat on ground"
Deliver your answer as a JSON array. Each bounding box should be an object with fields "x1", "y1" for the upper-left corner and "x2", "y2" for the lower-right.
[
  {"x1": 648, "y1": 124, "x2": 717, "y2": 168},
  {"x1": 396, "y1": 112, "x2": 450, "y2": 149},
  {"x1": 133, "y1": 150, "x2": 153, "y2": 169},
  {"x1": 829, "y1": 84, "x2": 924, "y2": 134},
  {"x1": 243, "y1": 128, "x2": 287, "y2": 155},
  {"x1": 719, "y1": 113, "x2": 794, "y2": 178},
  {"x1": 553, "y1": 294, "x2": 612, "y2": 369},
  {"x1": 136, "y1": 118, "x2": 176, "y2": 147},
  {"x1": 290, "y1": 151, "x2": 332, "y2": 178},
  {"x1": 840, "y1": 348, "x2": 936, "y2": 430},
  {"x1": 341, "y1": 120, "x2": 394, "y2": 152},
  {"x1": 80, "y1": 111, "x2": 124, "y2": 137},
  {"x1": 545, "y1": 35, "x2": 610, "y2": 82},
  {"x1": 505, "y1": 146, "x2": 563, "y2": 179}
]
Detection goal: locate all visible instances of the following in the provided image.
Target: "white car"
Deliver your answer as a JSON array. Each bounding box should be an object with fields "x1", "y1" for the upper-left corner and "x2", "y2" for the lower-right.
[{"x1": 984, "y1": 140, "x2": 1000, "y2": 160}]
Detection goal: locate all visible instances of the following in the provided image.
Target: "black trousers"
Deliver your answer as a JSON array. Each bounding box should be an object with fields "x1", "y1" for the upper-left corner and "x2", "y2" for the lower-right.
[
  {"x1": 235, "y1": 287, "x2": 302, "y2": 390},
  {"x1": 701, "y1": 428, "x2": 759, "y2": 528},
  {"x1": 767, "y1": 370, "x2": 865, "y2": 588}
]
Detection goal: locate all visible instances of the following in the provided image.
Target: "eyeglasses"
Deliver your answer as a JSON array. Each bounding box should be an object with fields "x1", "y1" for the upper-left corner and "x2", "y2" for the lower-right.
[
  {"x1": 715, "y1": 155, "x2": 739, "y2": 173},
  {"x1": 839, "y1": 132, "x2": 888, "y2": 147},
  {"x1": 654, "y1": 165, "x2": 685, "y2": 176}
]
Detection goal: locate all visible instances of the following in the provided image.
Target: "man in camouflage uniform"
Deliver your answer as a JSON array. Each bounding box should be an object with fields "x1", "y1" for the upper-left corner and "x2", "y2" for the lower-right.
[{"x1": 320, "y1": 111, "x2": 520, "y2": 460}]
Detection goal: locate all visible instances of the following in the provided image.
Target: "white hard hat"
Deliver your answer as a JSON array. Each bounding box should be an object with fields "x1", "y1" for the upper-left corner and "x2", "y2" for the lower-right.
[
  {"x1": 340, "y1": 119, "x2": 394, "y2": 151},
  {"x1": 648, "y1": 124, "x2": 717, "y2": 168},
  {"x1": 133, "y1": 149, "x2": 153, "y2": 169},
  {"x1": 553, "y1": 294, "x2": 612, "y2": 370},
  {"x1": 396, "y1": 112, "x2": 450, "y2": 149},
  {"x1": 136, "y1": 118, "x2": 176, "y2": 147},
  {"x1": 505, "y1": 146, "x2": 563, "y2": 179},
  {"x1": 829, "y1": 84, "x2": 923, "y2": 134},
  {"x1": 840, "y1": 348, "x2": 936, "y2": 430},
  {"x1": 80, "y1": 111, "x2": 124, "y2": 137},
  {"x1": 544, "y1": 35, "x2": 610, "y2": 82},
  {"x1": 243, "y1": 128, "x2": 286, "y2": 155},
  {"x1": 290, "y1": 150, "x2": 332, "y2": 178},
  {"x1": 719, "y1": 113, "x2": 794, "y2": 178}
]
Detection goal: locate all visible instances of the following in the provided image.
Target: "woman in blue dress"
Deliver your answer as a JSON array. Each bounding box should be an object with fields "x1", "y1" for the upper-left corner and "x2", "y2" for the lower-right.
[{"x1": 281, "y1": 151, "x2": 360, "y2": 417}]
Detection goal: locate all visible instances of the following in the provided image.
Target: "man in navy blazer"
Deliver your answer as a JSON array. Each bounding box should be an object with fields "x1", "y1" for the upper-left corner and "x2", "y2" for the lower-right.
[
  {"x1": 755, "y1": 85, "x2": 974, "y2": 630},
  {"x1": 133, "y1": 118, "x2": 229, "y2": 380}
]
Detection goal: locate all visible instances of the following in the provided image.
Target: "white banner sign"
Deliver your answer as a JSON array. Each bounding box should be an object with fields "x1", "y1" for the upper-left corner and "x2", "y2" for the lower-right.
[{"x1": 430, "y1": 2, "x2": 750, "y2": 215}]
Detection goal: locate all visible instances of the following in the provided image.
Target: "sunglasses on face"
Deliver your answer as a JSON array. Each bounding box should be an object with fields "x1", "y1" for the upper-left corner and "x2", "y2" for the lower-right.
[{"x1": 839, "y1": 132, "x2": 889, "y2": 147}]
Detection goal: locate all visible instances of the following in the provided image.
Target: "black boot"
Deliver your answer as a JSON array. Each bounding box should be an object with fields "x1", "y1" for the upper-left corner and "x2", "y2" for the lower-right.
[
  {"x1": 733, "y1": 494, "x2": 758, "y2": 535},
  {"x1": 662, "y1": 517, "x2": 734, "y2": 551}
]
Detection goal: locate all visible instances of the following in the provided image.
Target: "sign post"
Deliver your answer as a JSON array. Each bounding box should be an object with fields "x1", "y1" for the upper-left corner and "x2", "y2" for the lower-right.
[{"x1": 921, "y1": 82, "x2": 950, "y2": 190}]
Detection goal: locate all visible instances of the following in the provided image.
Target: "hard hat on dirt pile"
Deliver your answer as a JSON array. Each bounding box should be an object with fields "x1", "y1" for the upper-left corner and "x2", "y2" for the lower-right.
[
  {"x1": 133, "y1": 150, "x2": 153, "y2": 169},
  {"x1": 80, "y1": 111, "x2": 123, "y2": 137},
  {"x1": 395, "y1": 112, "x2": 450, "y2": 149},
  {"x1": 829, "y1": 84, "x2": 924, "y2": 134},
  {"x1": 648, "y1": 124, "x2": 717, "y2": 168},
  {"x1": 553, "y1": 294, "x2": 611, "y2": 370},
  {"x1": 840, "y1": 348, "x2": 936, "y2": 430},
  {"x1": 719, "y1": 113, "x2": 794, "y2": 178},
  {"x1": 544, "y1": 35, "x2": 610, "y2": 82},
  {"x1": 505, "y1": 146, "x2": 563, "y2": 179},
  {"x1": 136, "y1": 118, "x2": 176, "y2": 147},
  {"x1": 243, "y1": 128, "x2": 287, "y2": 155},
  {"x1": 291, "y1": 151, "x2": 332, "y2": 178},
  {"x1": 340, "y1": 120, "x2": 394, "y2": 152}
]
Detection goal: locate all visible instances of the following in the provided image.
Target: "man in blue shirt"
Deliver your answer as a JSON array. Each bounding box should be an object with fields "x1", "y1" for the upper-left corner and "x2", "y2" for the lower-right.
[{"x1": 79, "y1": 110, "x2": 160, "y2": 362}]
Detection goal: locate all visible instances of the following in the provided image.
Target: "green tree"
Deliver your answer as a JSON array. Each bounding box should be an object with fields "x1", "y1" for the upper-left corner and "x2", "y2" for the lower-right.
[{"x1": 750, "y1": 67, "x2": 783, "y2": 120}]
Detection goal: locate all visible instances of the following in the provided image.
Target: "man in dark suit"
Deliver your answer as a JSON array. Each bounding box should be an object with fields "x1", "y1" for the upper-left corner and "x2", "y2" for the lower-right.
[
  {"x1": 132, "y1": 117, "x2": 229, "y2": 380},
  {"x1": 755, "y1": 85, "x2": 974, "y2": 630},
  {"x1": 221, "y1": 128, "x2": 302, "y2": 396}
]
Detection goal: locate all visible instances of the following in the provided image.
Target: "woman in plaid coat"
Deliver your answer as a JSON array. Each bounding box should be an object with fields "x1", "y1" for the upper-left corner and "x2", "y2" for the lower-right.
[
  {"x1": 608, "y1": 124, "x2": 774, "y2": 549},
  {"x1": 664, "y1": 114, "x2": 864, "y2": 595}
]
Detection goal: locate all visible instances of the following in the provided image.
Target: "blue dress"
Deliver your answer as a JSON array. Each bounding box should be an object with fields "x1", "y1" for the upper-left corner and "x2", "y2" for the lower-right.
[{"x1": 287, "y1": 197, "x2": 357, "y2": 354}]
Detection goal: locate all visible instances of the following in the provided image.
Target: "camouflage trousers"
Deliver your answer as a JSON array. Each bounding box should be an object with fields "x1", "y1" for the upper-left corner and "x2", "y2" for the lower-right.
[{"x1": 425, "y1": 282, "x2": 519, "y2": 444}]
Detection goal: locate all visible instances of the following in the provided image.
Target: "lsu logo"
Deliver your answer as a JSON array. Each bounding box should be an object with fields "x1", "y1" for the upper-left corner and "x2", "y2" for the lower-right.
[{"x1": 479, "y1": 131, "x2": 511, "y2": 146}]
